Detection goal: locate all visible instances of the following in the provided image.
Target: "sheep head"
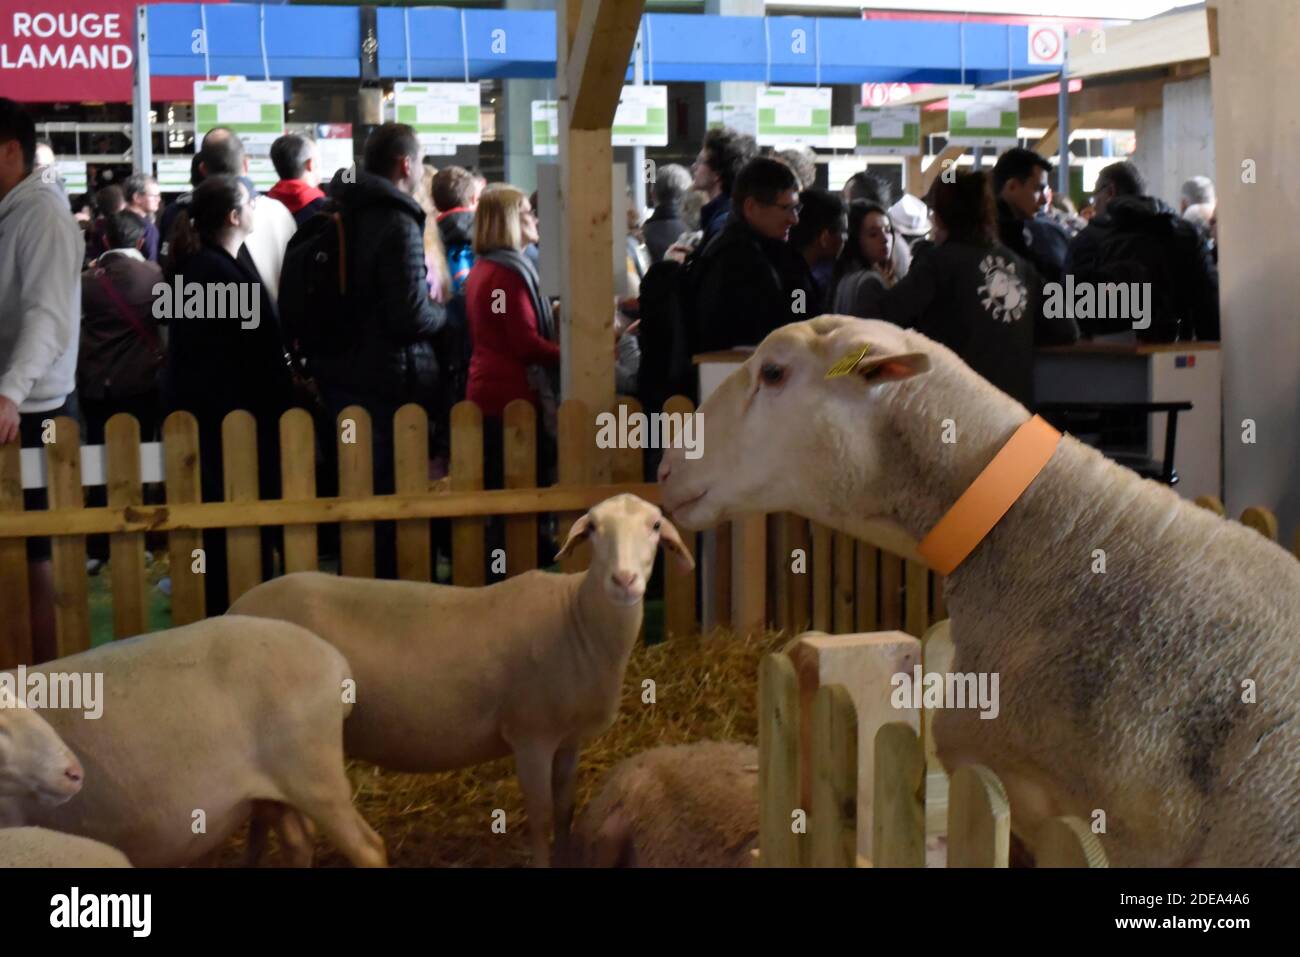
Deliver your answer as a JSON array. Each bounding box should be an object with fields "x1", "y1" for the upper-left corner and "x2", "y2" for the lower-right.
[
  {"x1": 0, "y1": 683, "x2": 85, "y2": 806},
  {"x1": 658, "y1": 316, "x2": 936, "y2": 559},
  {"x1": 555, "y1": 494, "x2": 695, "y2": 606}
]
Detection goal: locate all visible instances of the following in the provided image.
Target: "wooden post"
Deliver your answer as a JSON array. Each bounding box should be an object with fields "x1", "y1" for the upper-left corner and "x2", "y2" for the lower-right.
[
  {"x1": 394, "y1": 403, "x2": 431, "y2": 582},
  {"x1": 854, "y1": 541, "x2": 877, "y2": 632},
  {"x1": 832, "y1": 532, "x2": 854, "y2": 634},
  {"x1": 948, "y1": 765, "x2": 1011, "y2": 867},
  {"x1": 222, "y1": 411, "x2": 263, "y2": 605},
  {"x1": 105, "y1": 413, "x2": 147, "y2": 639},
  {"x1": 663, "y1": 396, "x2": 697, "y2": 638},
  {"x1": 557, "y1": 0, "x2": 645, "y2": 482},
  {"x1": 279, "y1": 408, "x2": 318, "y2": 574},
  {"x1": 905, "y1": 560, "x2": 929, "y2": 637},
  {"x1": 451, "y1": 401, "x2": 485, "y2": 587},
  {"x1": 788, "y1": 515, "x2": 811, "y2": 634},
  {"x1": 45, "y1": 416, "x2": 89, "y2": 657},
  {"x1": 790, "y1": 630, "x2": 921, "y2": 862},
  {"x1": 759, "y1": 652, "x2": 802, "y2": 867},
  {"x1": 811, "y1": 522, "x2": 832, "y2": 632},
  {"x1": 163, "y1": 411, "x2": 204, "y2": 625},
  {"x1": 880, "y1": 554, "x2": 902, "y2": 630},
  {"x1": 873, "y1": 722, "x2": 926, "y2": 868},
  {"x1": 0, "y1": 440, "x2": 33, "y2": 668},
  {"x1": 1240, "y1": 505, "x2": 1278, "y2": 541},
  {"x1": 337, "y1": 405, "x2": 375, "y2": 579},
  {"x1": 557, "y1": 398, "x2": 592, "y2": 573},
  {"x1": 1195, "y1": 494, "x2": 1226, "y2": 516},
  {"x1": 1036, "y1": 816, "x2": 1109, "y2": 868},
  {"x1": 731, "y1": 513, "x2": 767, "y2": 634},
  {"x1": 503, "y1": 399, "x2": 538, "y2": 577},
  {"x1": 811, "y1": 684, "x2": 858, "y2": 868}
]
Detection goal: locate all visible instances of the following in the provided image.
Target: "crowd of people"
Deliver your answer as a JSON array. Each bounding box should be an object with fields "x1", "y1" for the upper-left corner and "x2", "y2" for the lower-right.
[{"x1": 0, "y1": 92, "x2": 1223, "y2": 651}]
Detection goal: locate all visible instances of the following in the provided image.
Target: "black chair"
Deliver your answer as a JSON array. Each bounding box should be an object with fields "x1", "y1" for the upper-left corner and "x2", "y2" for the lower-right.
[{"x1": 1034, "y1": 401, "x2": 1194, "y2": 486}]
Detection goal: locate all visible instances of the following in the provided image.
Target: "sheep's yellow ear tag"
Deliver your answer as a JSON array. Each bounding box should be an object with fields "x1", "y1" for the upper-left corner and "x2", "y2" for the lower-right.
[{"x1": 825, "y1": 344, "x2": 871, "y2": 379}]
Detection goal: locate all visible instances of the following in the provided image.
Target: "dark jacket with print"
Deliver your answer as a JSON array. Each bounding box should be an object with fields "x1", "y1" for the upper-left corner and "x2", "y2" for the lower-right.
[{"x1": 882, "y1": 239, "x2": 1079, "y2": 406}]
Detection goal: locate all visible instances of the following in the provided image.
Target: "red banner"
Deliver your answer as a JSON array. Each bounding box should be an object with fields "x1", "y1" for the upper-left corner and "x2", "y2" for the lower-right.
[{"x1": 0, "y1": 1, "x2": 214, "y2": 103}]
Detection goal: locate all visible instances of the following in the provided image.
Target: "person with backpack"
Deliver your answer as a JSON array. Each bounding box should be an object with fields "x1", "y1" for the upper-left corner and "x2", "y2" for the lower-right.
[
  {"x1": 1065, "y1": 161, "x2": 1219, "y2": 342},
  {"x1": 286, "y1": 122, "x2": 445, "y2": 580},
  {"x1": 433, "y1": 166, "x2": 478, "y2": 295}
]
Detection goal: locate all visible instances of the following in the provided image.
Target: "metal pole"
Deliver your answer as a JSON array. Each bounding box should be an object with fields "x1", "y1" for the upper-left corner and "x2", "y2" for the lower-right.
[
  {"x1": 1057, "y1": 32, "x2": 1070, "y2": 197},
  {"x1": 132, "y1": 4, "x2": 153, "y2": 176},
  {"x1": 631, "y1": 23, "x2": 647, "y2": 222}
]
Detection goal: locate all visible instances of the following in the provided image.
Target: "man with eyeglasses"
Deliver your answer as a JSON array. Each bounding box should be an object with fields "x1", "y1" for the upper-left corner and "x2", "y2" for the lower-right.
[
  {"x1": 122, "y1": 173, "x2": 163, "y2": 262},
  {"x1": 690, "y1": 156, "x2": 814, "y2": 352}
]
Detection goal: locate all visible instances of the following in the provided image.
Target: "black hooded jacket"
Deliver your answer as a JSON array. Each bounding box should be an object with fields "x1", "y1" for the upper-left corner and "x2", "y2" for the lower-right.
[
  {"x1": 311, "y1": 168, "x2": 446, "y2": 402},
  {"x1": 1065, "y1": 194, "x2": 1219, "y2": 341}
]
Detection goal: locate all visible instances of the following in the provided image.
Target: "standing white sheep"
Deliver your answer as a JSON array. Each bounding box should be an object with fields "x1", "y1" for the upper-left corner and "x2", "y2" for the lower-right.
[
  {"x1": 228, "y1": 493, "x2": 695, "y2": 867},
  {"x1": 570, "y1": 742, "x2": 759, "y2": 867},
  {"x1": 660, "y1": 315, "x2": 1300, "y2": 867},
  {"x1": 0, "y1": 828, "x2": 131, "y2": 868},
  {"x1": 0, "y1": 616, "x2": 386, "y2": 868}
]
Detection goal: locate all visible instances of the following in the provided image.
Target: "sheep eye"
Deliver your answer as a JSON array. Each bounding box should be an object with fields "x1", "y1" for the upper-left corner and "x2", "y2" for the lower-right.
[
  {"x1": 653, "y1": 520, "x2": 662, "y2": 532},
  {"x1": 760, "y1": 363, "x2": 785, "y2": 386}
]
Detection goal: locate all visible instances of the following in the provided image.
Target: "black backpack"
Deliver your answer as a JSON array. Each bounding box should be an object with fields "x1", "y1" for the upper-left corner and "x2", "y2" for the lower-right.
[
  {"x1": 636, "y1": 255, "x2": 705, "y2": 414},
  {"x1": 278, "y1": 202, "x2": 354, "y2": 360}
]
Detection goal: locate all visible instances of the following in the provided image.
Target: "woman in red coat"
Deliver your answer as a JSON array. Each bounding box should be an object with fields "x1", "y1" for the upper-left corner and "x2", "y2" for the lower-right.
[{"x1": 464, "y1": 185, "x2": 560, "y2": 530}]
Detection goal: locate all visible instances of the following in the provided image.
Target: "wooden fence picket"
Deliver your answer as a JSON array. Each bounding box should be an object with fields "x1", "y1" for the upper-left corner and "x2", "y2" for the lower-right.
[{"x1": 105, "y1": 413, "x2": 147, "y2": 639}]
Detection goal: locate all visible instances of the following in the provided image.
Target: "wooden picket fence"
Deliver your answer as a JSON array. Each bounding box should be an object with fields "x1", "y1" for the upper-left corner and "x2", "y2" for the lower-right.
[
  {"x1": 0, "y1": 396, "x2": 692, "y2": 668},
  {"x1": 1, "y1": 389, "x2": 1294, "y2": 673},
  {"x1": 757, "y1": 644, "x2": 1110, "y2": 869}
]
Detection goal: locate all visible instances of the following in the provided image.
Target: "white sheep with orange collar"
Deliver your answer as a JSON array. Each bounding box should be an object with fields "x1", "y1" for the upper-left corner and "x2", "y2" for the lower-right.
[{"x1": 660, "y1": 314, "x2": 1300, "y2": 867}]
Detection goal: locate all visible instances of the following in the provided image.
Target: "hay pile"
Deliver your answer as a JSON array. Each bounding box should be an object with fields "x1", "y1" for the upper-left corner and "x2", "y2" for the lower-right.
[{"x1": 214, "y1": 628, "x2": 789, "y2": 867}]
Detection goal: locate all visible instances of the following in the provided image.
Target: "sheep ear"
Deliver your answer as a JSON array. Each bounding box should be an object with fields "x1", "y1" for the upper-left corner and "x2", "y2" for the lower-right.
[
  {"x1": 554, "y1": 513, "x2": 593, "y2": 562},
  {"x1": 657, "y1": 518, "x2": 696, "y2": 573},
  {"x1": 855, "y1": 350, "x2": 931, "y2": 384}
]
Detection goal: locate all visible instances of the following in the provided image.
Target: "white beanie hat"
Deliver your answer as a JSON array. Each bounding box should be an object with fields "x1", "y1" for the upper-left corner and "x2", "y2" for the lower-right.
[{"x1": 888, "y1": 193, "x2": 932, "y2": 237}]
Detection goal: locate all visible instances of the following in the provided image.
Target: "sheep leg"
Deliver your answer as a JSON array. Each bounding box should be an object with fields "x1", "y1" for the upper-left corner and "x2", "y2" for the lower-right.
[
  {"x1": 592, "y1": 812, "x2": 636, "y2": 868},
  {"x1": 274, "y1": 807, "x2": 316, "y2": 868},
  {"x1": 513, "y1": 742, "x2": 557, "y2": 868},
  {"x1": 277, "y1": 759, "x2": 386, "y2": 868},
  {"x1": 247, "y1": 800, "x2": 273, "y2": 866},
  {"x1": 550, "y1": 747, "x2": 580, "y2": 866}
]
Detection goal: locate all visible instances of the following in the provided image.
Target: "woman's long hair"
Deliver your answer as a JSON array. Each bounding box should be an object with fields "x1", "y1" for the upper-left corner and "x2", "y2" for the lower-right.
[
  {"x1": 419, "y1": 165, "x2": 452, "y2": 303},
  {"x1": 163, "y1": 174, "x2": 244, "y2": 277},
  {"x1": 924, "y1": 170, "x2": 997, "y2": 246},
  {"x1": 832, "y1": 199, "x2": 893, "y2": 284}
]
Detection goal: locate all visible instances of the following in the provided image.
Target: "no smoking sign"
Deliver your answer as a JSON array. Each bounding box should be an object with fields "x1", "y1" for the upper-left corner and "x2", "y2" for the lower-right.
[{"x1": 1028, "y1": 24, "x2": 1065, "y2": 66}]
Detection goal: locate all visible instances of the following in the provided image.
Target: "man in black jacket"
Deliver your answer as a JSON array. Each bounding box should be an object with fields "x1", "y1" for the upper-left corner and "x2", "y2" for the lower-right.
[
  {"x1": 1065, "y1": 161, "x2": 1219, "y2": 341},
  {"x1": 690, "y1": 157, "x2": 814, "y2": 353},
  {"x1": 316, "y1": 122, "x2": 446, "y2": 577},
  {"x1": 993, "y1": 147, "x2": 1068, "y2": 285}
]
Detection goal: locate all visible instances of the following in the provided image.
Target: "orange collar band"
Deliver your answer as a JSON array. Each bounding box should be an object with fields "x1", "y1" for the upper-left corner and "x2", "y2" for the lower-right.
[{"x1": 917, "y1": 415, "x2": 1062, "y2": 576}]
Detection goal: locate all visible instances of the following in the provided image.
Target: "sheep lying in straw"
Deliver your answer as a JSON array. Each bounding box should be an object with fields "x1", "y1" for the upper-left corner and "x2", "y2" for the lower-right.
[
  {"x1": 0, "y1": 617, "x2": 386, "y2": 867},
  {"x1": 569, "y1": 742, "x2": 759, "y2": 867},
  {"x1": 0, "y1": 684, "x2": 83, "y2": 808},
  {"x1": 660, "y1": 315, "x2": 1300, "y2": 867},
  {"x1": 228, "y1": 493, "x2": 695, "y2": 867},
  {"x1": 0, "y1": 827, "x2": 131, "y2": 868}
]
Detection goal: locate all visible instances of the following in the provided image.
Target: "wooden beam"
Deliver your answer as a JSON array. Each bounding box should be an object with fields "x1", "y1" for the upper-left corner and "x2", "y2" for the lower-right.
[
  {"x1": 920, "y1": 145, "x2": 966, "y2": 195},
  {"x1": 566, "y1": 0, "x2": 645, "y2": 130},
  {"x1": 1034, "y1": 122, "x2": 1060, "y2": 157}
]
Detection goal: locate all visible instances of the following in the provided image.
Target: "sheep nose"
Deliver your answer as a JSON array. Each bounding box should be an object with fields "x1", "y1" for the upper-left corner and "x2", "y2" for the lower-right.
[
  {"x1": 611, "y1": 571, "x2": 638, "y2": 590},
  {"x1": 65, "y1": 757, "x2": 84, "y2": 785},
  {"x1": 656, "y1": 457, "x2": 672, "y2": 482}
]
